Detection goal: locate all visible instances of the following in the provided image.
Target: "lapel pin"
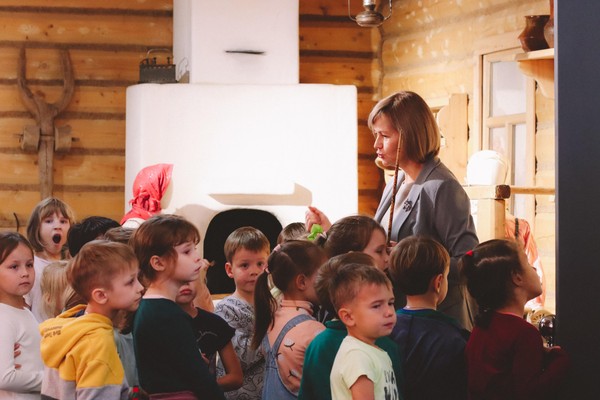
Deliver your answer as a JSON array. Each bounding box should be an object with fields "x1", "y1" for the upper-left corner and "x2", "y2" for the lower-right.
[{"x1": 403, "y1": 200, "x2": 413, "y2": 212}]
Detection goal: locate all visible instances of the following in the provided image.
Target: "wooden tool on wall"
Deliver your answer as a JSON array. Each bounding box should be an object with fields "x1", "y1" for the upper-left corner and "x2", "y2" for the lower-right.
[{"x1": 16, "y1": 47, "x2": 75, "y2": 200}]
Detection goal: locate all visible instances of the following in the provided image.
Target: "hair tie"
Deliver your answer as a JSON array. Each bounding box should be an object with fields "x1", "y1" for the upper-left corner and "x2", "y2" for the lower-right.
[{"x1": 465, "y1": 250, "x2": 474, "y2": 257}]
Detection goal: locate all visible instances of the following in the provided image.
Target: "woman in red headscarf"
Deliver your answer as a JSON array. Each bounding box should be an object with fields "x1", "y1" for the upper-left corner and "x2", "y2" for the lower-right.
[{"x1": 121, "y1": 163, "x2": 173, "y2": 228}]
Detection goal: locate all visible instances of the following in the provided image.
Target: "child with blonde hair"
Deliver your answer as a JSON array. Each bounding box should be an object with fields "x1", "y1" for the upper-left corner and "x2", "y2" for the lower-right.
[
  {"x1": 214, "y1": 227, "x2": 270, "y2": 400},
  {"x1": 0, "y1": 232, "x2": 43, "y2": 399},
  {"x1": 277, "y1": 222, "x2": 307, "y2": 244},
  {"x1": 40, "y1": 260, "x2": 74, "y2": 318},
  {"x1": 461, "y1": 239, "x2": 569, "y2": 399},
  {"x1": 132, "y1": 214, "x2": 224, "y2": 400},
  {"x1": 26, "y1": 197, "x2": 75, "y2": 322},
  {"x1": 252, "y1": 240, "x2": 327, "y2": 399},
  {"x1": 39, "y1": 240, "x2": 144, "y2": 399},
  {"x1": 103, "y1": 226, "x2": 135, "y2": 244},
  {"x1": 329, "y1": 263, "x2": 399, "y2": 400}
]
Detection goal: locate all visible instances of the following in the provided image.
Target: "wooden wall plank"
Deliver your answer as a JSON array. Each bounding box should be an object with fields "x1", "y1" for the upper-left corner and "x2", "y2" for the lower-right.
[
  {"x1": 0, "y1": 190, "x2": 125, "y2": 232},
  {"x1": 358, "y1": 193, "x2": 380, "y2": 216},
  {"x1": 300, "y1": 25, "x2": 373, "y2": 53},
  {"x1": 0, "y1": 11, "x2": 171, "y2": 46},
  {"x1": 387, "y1": 0, "x2": 548, "y2": 35},
  {"x1": 0, "y1": 48, "x2": 147, "y2": 82},
  {"x1": 357, "y1": 92, "x2": 376, "y2": 118},
  {"x1": 382, "y1": 66, "x2": 474, "y2": 103},
  {"x1": 0, "y1": 118, "x2": 125, "y2": 150},
  {"x1": 54, "y1": 154, "x2": 125, "y2": 186},
  {"x1": 0, "y1": 153, "x2": 124, "y2": 186},
  {"x1": 358, "y1": 124, "x2": 375, "y2": 155},
  {"x1": 0, "y1": 85, "x2": 125, "y2": 114},
  {"x1": 59, "y1": 119, "x2": 125, "y2": 150},
  {"x1": 60, "y1": 191, "x2": 125, "y2": 222},
  {"x1": 300, "y1": 0, "x2": 366, "y2": 17},
  {"x1": 0, "y1": 1, "x2": 172, "y2": 11},
  {"x1": 300, "y1": 57, "x2": 374, "y2": 87},
  {"x1": 358, "y1": 158, "x2": 381, "y2": 191}
]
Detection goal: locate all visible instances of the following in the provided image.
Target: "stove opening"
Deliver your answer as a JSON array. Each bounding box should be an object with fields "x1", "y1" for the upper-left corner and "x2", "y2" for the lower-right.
[{"x1": 204, "y1": 209, "x2": 283, "y2": 294}]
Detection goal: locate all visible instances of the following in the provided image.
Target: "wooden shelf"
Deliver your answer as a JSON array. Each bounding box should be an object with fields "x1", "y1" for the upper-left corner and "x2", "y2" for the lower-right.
[
  {"x1": 514, "y1": 48, "x2": 554, "y2": 61},
  {"x1": 515, "y1": 48, "x2": 555, "y2": 99}
]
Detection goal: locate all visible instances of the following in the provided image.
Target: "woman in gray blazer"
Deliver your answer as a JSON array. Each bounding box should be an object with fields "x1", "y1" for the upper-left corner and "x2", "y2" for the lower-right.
[{"x1": 307, "y1": 91, "x2": 478, "y2": 330}]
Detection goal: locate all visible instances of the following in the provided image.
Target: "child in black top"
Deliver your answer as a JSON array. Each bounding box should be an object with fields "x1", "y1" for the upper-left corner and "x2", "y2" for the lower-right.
[{"x1": 176, "y1": 278, "x2": 242, "y2": 392}]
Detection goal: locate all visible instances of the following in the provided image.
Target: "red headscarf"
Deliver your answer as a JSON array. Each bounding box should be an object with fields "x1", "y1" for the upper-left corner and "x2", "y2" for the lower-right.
[{"x1": 120, "y1": 163, "x2": 173, "y2": 225}]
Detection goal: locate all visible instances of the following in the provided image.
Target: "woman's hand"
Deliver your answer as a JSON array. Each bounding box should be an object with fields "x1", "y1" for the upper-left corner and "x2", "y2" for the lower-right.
[{"x1": 305, "y1": 206, "x2": 332, "y2": 232}]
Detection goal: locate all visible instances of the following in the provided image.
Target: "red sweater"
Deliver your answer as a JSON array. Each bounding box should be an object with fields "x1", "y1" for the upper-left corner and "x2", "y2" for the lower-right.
[{"x1": 465, "y1": 312, "x2": 569, "y2": 400}]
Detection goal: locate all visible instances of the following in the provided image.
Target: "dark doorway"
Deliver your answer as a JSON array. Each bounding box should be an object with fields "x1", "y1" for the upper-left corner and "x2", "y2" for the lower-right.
[{"x1": 204, "y1": 209, "x2": 282, "y2": 294}]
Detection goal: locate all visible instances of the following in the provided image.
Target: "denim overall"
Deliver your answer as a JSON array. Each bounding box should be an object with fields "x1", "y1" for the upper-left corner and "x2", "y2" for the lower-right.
[{"x1": 261, "y1": 314, "x2": 312, "y2": 400}]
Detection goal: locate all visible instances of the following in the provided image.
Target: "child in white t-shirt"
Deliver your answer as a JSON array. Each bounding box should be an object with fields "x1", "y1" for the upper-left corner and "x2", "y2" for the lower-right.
[{"x1": 329, "y1": 263, "x2": 400, "y2": 400}]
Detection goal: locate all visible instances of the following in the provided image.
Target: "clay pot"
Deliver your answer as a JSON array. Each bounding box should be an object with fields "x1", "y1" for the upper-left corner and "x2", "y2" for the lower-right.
[
  {"x1": 518, "y1": 15, "x2": 550, "y2": 52},
  {"x1": 544, "y1": 0, "x2": 555, "y2": 48}
]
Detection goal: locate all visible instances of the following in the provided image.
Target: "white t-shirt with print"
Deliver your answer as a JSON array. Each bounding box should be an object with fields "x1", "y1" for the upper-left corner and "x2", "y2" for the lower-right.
[{"x1": 330, "y1": 335, "x2": 399, "y2": 400}]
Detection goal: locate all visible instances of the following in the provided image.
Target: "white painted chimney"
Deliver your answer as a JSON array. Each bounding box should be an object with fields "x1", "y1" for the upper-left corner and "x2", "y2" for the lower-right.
[{"x1": 173, "y1": 0, "x2": 299, "y2": 84}]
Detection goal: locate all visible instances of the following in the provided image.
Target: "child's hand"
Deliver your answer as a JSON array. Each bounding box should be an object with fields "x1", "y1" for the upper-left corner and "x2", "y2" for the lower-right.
[
  {"x1": 199, "y1": 259, "x2": 214, "y2": 272},
  {"x1": 305, "y1": 206, "x2": 332, "y2": 232},
  {"x1": 545, "y1": 345, "x2": 564, "y2": 354},
  {"x1": 201, "y1": 352, "x2": 210, "y2": 365}
]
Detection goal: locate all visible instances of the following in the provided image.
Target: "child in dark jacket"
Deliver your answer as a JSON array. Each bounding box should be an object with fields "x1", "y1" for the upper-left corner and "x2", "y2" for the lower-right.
[{"x1": 389, "y1": 236, "x2": 469, "y2": 400}]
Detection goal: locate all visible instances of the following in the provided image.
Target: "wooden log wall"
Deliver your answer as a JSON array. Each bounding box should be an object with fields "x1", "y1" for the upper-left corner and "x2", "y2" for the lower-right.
[
  {"x1": 0, "y1": 0, "x2": 384, "y2": 232},
  {"x1": 377, "y1": 0, "x2": 555, "y2": 310},
  {"x1": 0, "y1": 0, "x2": 173, "y2": 231}
]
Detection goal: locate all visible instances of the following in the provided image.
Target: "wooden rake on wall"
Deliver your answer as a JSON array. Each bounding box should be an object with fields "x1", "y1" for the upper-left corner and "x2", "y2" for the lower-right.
[{"x1": 16, "y1": 47, "x2": 75, "y2": 199}]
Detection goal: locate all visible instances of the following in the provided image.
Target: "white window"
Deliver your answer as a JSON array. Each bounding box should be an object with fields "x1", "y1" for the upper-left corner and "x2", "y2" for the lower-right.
[{"x1": 477, "y1": 48, "x2": 536, "y2": 224}]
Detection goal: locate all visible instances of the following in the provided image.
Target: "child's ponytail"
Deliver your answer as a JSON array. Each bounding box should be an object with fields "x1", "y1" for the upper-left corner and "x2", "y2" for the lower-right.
[
  {"x1": 252, "y1": 265, "x2": 277, "y2": 350},
  {"x1": 252, "y1": 241, "x2": 326, "y2": 350},
  {"x1": 460, "y1": 239, "x2": 522, "y2": 328}
]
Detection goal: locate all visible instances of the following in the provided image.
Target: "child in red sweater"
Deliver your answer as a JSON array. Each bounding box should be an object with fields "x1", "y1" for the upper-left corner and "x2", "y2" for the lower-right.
[{"x1": 460, "y1": 239, "x2": 568, "y2": 400}]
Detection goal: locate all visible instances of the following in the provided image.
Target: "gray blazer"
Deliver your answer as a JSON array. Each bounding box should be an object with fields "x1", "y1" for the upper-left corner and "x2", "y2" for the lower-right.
[{"x1": 375, "y1": 157, "x2": 479, "y2": 330}]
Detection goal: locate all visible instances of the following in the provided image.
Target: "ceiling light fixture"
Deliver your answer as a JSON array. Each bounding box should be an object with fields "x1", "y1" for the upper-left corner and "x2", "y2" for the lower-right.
[{"x1": 348, "y1": 0, "x2": 393, "y2": 28}]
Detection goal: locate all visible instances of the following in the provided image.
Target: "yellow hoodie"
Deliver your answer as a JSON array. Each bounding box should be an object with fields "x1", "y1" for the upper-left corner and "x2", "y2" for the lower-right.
[{"x1": 39, "y1": 305, "x2": 128, "y2": 400}]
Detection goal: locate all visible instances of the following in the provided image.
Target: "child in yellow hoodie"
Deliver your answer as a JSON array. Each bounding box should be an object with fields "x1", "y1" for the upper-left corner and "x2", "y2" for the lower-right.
[{"x1": 39, "y1": 240, "x2": 144, "y2": 399}]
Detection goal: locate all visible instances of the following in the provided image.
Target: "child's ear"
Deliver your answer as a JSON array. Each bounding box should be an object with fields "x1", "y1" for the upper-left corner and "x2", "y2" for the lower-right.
[
  {"x1": 150, "y1": 255, "x2": 166, "y2": 272},
  {"x1": 295, "y1": 274, "x2": 308, "y2": 291},
  {"x1": 431, "y1": 274, "x2": 444, "y2": 294},
  {"x1": 90, "y1": 288, "x2": 108, "y2": 305},
  {"x1": 511, "y1": 270, "x2": 524, "y2": 287},
  {"x1": 225, "y1": 262, "x2": 234, "y2": 278},
  {"x1": 338, "y1": 307, "x2": 355, "y2": 327}
]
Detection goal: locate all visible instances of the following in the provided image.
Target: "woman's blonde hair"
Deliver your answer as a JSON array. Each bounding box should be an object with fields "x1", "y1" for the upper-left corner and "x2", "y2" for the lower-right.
[
  {"x1": 41, "y1": 260, "x2": 75, "y2": 317},
  {"x1": 368, "y1": 91, "x2": 440, "y2": 163}
]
